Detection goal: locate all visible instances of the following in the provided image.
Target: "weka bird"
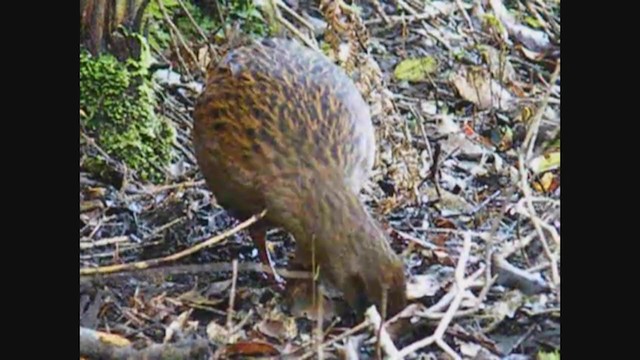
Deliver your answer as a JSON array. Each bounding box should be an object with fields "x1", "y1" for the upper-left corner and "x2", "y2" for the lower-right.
[{"x1": 193, "y1": 38, "x2": 407, "y2": 317}]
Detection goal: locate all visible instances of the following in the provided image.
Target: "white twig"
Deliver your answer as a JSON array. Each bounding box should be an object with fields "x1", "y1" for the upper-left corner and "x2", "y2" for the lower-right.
[
  {"x1": 226, "y1": 259, "x2": 239, "y2": 331},
  {"x1": 393, "y1": 234, "x2": 474, "y2": 360},
  {"x1": 365, "y1": 306, "x2": 399, "y2": 357},
  {"x1": 518, "y1": 154, "x2": 560, "y2": 288}
]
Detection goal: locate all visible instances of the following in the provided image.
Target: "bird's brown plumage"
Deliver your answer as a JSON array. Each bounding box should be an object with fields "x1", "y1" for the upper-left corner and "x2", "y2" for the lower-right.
[{"x1": 193, "y1": 38, "x2": 407, "y2": 317}]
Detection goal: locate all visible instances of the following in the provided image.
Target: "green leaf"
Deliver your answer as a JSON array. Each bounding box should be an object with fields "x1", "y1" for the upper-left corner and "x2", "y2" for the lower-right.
[
  {"x1": 537, "y1": 351, "x2": 560, "y2": 360},
  {"x1": 529, "y1": 151, "x2": 560, "y2": 174},
  {"x1": 394, "y1": 57, "x2": 438, "y2": 82}
]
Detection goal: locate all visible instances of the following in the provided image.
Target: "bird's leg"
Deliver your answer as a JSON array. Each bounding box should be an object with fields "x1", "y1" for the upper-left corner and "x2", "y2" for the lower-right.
[{"x1": 249, "y1": 227, "x2": 285, "y2": 287}]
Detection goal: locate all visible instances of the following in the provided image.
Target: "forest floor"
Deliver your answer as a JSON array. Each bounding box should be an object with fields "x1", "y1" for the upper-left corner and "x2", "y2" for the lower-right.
[{"x1": 80, "y1": 0, "x2": 560, "y2": 359}]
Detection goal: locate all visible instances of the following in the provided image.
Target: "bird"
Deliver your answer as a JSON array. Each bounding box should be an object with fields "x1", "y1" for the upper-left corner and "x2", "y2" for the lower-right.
[{"x1": 193, "y1": 37, "x2": 407, "y2": 317}]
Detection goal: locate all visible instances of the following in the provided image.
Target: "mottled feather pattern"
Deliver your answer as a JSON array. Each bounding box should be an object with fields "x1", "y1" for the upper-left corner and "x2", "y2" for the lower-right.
[{"x1": 193, "y1": 38, "x2": 406, "y2": 317}]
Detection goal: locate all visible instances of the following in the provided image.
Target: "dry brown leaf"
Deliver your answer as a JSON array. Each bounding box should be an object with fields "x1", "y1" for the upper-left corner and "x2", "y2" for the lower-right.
[
  {"x1": 197, "y1": 46, "x2": 211, "y2": 70},
  {"x1": 223, "y1": 340, "x2": 280, "y2": 357},
  {"x1": 433, "y1": 250, "x2": 455, "y2": 266},
  {"x1": 532, "y1": 172, "x2": 557, "y2": 193},
  {"x1": 177, "y1": 289, "x2": 225, "y2": 307},
  {"x1": 286, "y1": 279, "x2": 336, "y2": 321},
  {"x1": 423, "y1": 186, "x2": 474, "y2": 214},
  {"x1": 164, "y1": 309, "x2": 193, "y2": 343},
  {"x1": 256, "y1": 311, "x2": 298, "y2": 341},
  {"x1": 434, "y1": 217, "x2": 457, "y2": 229},
  {"x1": 84, "y1": 187, "x2": 106, "y2": 199},
  {"x1": 516, "y1": 44, "x2": 545, "y2": 61},
  {"x1": 432, "y1": 233, "x2": 449, "y2": 246},
  {"x1": 95, "y1": 331, "x2": 131, "y2": 347},
  {"x1": 487, "y1": 290, "x2": 525, "y2": 321},
  {"x1": 206, "y1": 321, "x2": 239, "y2": 345},
  {"x1": 451, "y1": 67, "x2": 515, "y2": 110},
  {"x1": 80, "y1": 199, "x2": 104, "y2": 213}
]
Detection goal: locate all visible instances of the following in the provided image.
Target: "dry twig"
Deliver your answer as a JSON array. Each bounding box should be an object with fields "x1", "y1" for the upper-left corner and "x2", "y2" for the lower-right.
[
  {"x1": 80, "y1": 210, "x2": 266, "y2": 276},
  {"x1": 523, "y1": 60, "x2": 561, "y2": 161},
  {"x1": 366, "y1": 306, "x2": 399, "y2": 357},
  {"x1": 517, "y1": 154, "x2": 560, "y2": 288},
  {"x1": 80, "y1": 261, "x2": 312, "y2": 285},
  {"x1": 393, "y1": 234, "x2": 474, "y2": 360},
  {"x1": 157, "y1": 0, "x2": 203, "y2": 74},
  {"x1": 80, "y1": 326, "x2": 210, "y2": 359},
  {"x1": 299, "y1": 321, "x2": 370, "y2": 359},
  {"x1": 226, "y1": 259, "x2": 239, "y2": 331}
]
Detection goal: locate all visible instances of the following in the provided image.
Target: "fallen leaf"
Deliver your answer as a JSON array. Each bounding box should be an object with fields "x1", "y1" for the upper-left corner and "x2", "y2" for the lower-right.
[
  {"x1": 197, "y1": 46, "x2": 211, "y2": 70},
  {"x1": 80, "y1": 199, "x2": 104, "y2": 213},
  {"x1": 532, "y1": 172, "x2": 557, "y2": 193},
  {"x1": 434, "y1": 217, "x2": 457, "y2": 229},
  {"x1": 394, "y1": 56, "x2": 438, "y2": 82},
  {"x1": 473, "y1": 347, "x2": 501, "y2": 360},
  {"x1": 462, "y1": 122, "x2": 476, "y2": 137},
  {"x1": 489, "y1": 125, "x2": 514, "y2": 151},
  {"x1": 517, "y1": 44, "x2": 545, "y2": 61},
  {"x1": 529, "y1": 151, "x2": 560, "y2": 174},
  {"x1": 537, "y1": 351, "x2": 560, "y2": 360},
  {"x1": 432, "y1": 234, "x2": 449, "y2": 246},
  {"x1": 96, "y1": 331, "x2": 131, "y2": 347},
  {"x1": 433, "y1": 250, "x2": 455, "y2": 266},
  {"x1": 286, "y1": 279, "x2": 336, "y2": 321},
  {"x1": 452, "y1": 67, "x2": 515, "y2": 110},
  {"x1": 153, "y1": 69, "x2": 182, "y2": 86},
  {"x1": 426, "y1": 1, "x2": 457, "y2": 16},
  {"x1": 206, "y1": 321, "x2": 234, "y2": 345},
  {"x1": 406, "y1": 274, "x2": 441, "y2": 299},
  {"x1": 84, "y1": 187, "x2": 106, "y2": 199},
  {"x1": 423, "y1": 186, "x2": 474, "y2": 214},
  {"x1": 436, "y1": 114, "x2": 463, "y2": 135},
  {"x1": 223, "y1": 341, "x2": 280, "y2": 357},
  {"x1": 178, "y1": 289, "x2": 224, "y2": 307},
  {"x1": 460, "y1": 290, "x2": 479, "y2": 309},
  {"x1": 523, "y1": 293, "x2": 550, "y2": 315},
  {"x1": 459, "y1": 341, "x2": 482, "y2": 357},
  {"x1": 435, "y1": 115, "x2": 489, "y2": 158},
  {"x1": 256, "y1": 316, "x2": 298, "y2": 341},
  {"x1": 487, "y1": 290, "x2": 524, "y2": 321},
  {"x1": 164, "y1": 309, "x2": 192, "y2": 343},
  {"x1": 419, "y1": 100, "x2": 438, "y2": 115},
  {"x1": 488, "y1": 0, "x2": 551, "y2": 52},
  {"x1": 205, "y1": 279, "x2": 232, "y2": 297}
]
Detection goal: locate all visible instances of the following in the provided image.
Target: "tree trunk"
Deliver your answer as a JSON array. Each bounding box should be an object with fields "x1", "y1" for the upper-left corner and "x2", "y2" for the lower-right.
[{"x1": 80, "y1": 0, "x2": 150, "y2": 58}]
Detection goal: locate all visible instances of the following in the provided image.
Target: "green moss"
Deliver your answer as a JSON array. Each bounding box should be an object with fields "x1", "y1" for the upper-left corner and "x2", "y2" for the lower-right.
[
  {"x1": 146, "y1": 0, "x2": 266, "y2": 50},
  {"x1": 483, "y1": 14, "x2": 506, "y2": 35},
  {"x1": 80, "y1": 39, "x2": 175, "y2": 183},
  {"x1": 227, "y1": 0, "x2": 267, "y2": 36}
]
